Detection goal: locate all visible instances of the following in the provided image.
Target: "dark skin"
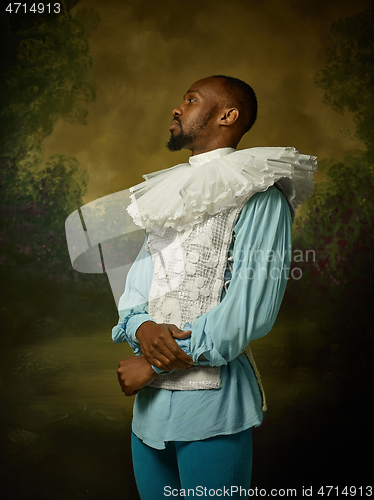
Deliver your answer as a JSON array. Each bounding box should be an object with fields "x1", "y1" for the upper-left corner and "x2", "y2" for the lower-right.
[
  {"x1": 117, "y1": 356, "x2": 156, "y2": 396},
  {"x1": 117, "y1": 77, "x2": 247, "y2": 396},
  {"x1": 136, "y1": 322, "x2": 194, "y2": 371},
  {"x1": 169, "y1": 77, "x2": 244, "y2": 155},
  {"x1": 117, "y1": 324, "x2": 193, "y2": 396}
]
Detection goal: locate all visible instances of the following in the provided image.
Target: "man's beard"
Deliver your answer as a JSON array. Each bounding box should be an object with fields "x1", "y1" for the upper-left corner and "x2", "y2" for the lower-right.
[
  {"x1": 167, "y1": 127, "x2": 198, "y2": 152},
  {"x1": 166, "y1": 109, "x2": 216, "y2": 152}
]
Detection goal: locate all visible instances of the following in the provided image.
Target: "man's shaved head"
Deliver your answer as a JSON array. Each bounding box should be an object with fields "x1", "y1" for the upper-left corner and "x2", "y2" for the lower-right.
[
  {"x1": 168, "y1": 76, "x2": 258, "y2": 155},
  {"x1": 209, "y1": 75, "x2": 258, "y2": 134}
]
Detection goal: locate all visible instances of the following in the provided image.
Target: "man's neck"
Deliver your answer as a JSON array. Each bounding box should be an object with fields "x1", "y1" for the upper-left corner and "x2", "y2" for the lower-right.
[
  {"x1": 188, "y1": 147, "x2": 236, "y2": 166},
  {"x1": 190, "y1": 140, "x2": 238, "y2": 156}
]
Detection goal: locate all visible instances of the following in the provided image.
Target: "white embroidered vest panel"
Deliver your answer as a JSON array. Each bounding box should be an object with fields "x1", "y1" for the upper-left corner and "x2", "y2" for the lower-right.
[
  {"x1": 145, "y1": 197, "x2": 267, "y2": 409},
  {"x1": 146, "y1": 201, "x2": 245, "y2": 390}
]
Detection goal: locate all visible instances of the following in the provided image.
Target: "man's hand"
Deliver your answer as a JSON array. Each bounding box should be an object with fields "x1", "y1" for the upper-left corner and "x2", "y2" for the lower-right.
[
  {"x1": 117, "y1": 356, "x2": 157, "y2": 396},
  {"x1": 136, "y1": 321, "x2": 194, "y2": 372}
]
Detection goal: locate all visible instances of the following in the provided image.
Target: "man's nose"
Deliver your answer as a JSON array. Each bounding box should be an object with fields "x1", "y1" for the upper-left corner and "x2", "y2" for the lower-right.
[{"x1": 172, "y1": 105, "x2": 182, "y2": 117}]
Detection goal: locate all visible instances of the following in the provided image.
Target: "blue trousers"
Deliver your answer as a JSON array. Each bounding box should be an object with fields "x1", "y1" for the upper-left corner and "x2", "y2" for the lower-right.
[{"x1": 131, "y1": 428, "x2": 253, "y2": 499}]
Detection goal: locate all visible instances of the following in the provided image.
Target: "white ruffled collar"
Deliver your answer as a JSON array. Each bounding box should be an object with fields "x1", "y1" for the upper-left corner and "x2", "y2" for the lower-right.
[
  {"x1": 127, "y1": 146, "x2": 317, "y2": 232},
  {"x1": 188, "y1": 147, "x2": 236, "y2": 166}
]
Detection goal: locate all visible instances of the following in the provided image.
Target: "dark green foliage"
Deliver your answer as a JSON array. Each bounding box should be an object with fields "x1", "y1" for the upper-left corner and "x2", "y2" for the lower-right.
[
  {"x1": 0, "y1": 8, "x2": 107, "y2": 346},
  {"x1": 283, "y1": 8, "x2": 374, "y2": 429},
  {"x1": 293, "y1": 151, "x2": 374, "y2": 296},
  {"x1": 1, "y1": 153, "x2": 88, "y2": 274},
  {"x1": 0, "y1": 7, "x2": 99, "y2": 270},
  {"x1": 315, "y1": 8, "x2": 374, "y2": 154},
  {"x1": 290, "y1": 6, "x2": 374, "y2": 318},
  {"x1": 0, "y1": 7, "x2": 99, "y2": 150}
]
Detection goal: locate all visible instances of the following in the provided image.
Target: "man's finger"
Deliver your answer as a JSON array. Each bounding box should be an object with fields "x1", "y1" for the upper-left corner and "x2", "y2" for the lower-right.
[
  {"x1": 168, "y1": 324, "x2": 186, "y2": 335},
  {"x1": 170, "y1": 327, "x2": 192, "y2": 340},
  {"x1": 160, "y1": 343, "x2": 193, "y2": 368},
  {"x1": 144, "y1": 335, "x2": 193, "y2": 367},
  {"x1": 144, "y1": 349, "x2": 191, "y2": 372},
  {"x1": 165, "y1": 329, "x2": 193, "y2": 358}
]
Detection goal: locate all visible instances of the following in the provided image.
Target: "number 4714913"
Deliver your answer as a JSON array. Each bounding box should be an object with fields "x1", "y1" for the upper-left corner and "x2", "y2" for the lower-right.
[
  {"x1": 5, "y1": 3, "x2": 61, "y2": 14},
  {"x1": 317, "y1": 486, "x2": 372, "y2": 496}
]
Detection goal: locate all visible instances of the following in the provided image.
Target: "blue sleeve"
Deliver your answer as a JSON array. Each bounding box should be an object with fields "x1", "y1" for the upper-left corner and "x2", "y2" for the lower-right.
[
  {"x1": 111, "y1": 235, "x2": 192, "y2": 373},
  {"x1": 190, "y1": 187, "x2": 292, "y2": 366},
  {"x1": 112, "y1": 236, "x2": 155, "y2": 352}
]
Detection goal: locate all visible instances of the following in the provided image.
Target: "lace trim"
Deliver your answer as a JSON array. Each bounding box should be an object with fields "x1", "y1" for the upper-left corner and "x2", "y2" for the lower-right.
[
  {"x1": 112, "y1": 305, "x2": 151, "y2": 353},
  {"x1": 127, "y1": 147, "x2": 317, "y2": 232}
]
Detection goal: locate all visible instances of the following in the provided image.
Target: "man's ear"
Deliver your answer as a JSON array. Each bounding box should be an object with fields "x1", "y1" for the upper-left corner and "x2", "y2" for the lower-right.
[{"x1": 219, "y1": 108, "x2": 239, "y2": 126}]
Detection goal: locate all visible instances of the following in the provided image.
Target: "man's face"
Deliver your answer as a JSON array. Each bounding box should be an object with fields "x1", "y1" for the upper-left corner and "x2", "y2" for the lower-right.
[{"x1": 167, "y1": 78, "x2": 224, "y2": 152}]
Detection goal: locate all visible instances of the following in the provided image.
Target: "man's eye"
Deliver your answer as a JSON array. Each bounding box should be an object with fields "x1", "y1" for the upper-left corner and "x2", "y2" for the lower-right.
[{"x1": 188, "y1": 98, "x2": 196, "y2": 103}]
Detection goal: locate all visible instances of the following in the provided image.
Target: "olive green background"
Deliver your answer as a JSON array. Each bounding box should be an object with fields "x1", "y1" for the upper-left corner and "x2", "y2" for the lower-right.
[
  {"x1": 44, "y1": 0, "x2": 367, "y2": 201},
  {"x1": 1, "y1": 1, "x2": 373, "y2": 499}
]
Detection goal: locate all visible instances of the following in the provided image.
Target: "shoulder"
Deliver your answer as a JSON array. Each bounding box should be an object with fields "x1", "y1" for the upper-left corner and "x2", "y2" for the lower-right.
[{"x1": 236, "y1": 186, "x2": 291, "y2": 228}]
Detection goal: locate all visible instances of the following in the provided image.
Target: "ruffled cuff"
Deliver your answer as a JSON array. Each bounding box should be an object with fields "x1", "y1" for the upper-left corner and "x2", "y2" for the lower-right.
[
  {"x1": 127, "y1": 314, "x2": 153, "y2": 344},
  {"x1": 190, "y1": 315, "x2": 227, "y2": 366},
  {"x1": 112, "y1": 304, "x2": 155, "y2": 354}
]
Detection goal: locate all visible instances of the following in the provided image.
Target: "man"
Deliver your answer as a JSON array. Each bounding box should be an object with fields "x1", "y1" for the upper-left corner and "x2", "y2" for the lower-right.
[{"x1": 113, "y1": 75, "x2": 317, "y2": 498}]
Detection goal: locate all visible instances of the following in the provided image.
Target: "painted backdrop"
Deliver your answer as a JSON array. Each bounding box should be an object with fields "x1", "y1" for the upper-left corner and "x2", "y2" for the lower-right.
[{"x1": 1, "y1": 0, "x2": 373, "y2": 498}]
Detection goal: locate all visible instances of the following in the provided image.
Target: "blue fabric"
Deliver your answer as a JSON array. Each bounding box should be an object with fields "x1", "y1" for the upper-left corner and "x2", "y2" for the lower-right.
[
  {"x1": 114, "y1": 187, "x2": 292, "y2": 449},
  {"x1": 131, "y1": 428, "x2": 252, "y2": 500},
  {"x1": 151, "y1": 335, "x2": 192, "y2": 374},
  {"x1": 112, "y1": 306, "x2": 151, "y2": 353},
  {"x1": 112, "y1": 238, "x2": 154, "y2": 347}
]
